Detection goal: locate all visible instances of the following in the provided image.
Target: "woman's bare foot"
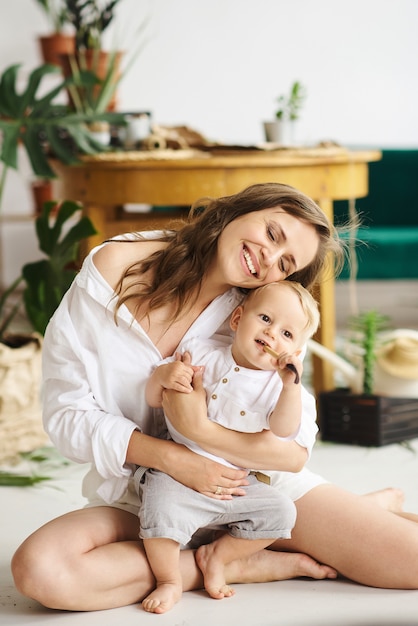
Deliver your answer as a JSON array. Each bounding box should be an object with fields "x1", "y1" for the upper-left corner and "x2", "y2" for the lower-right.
[
  {"x1": 364, "y1": 487, "x2": 405, "y2": 512},
  {"x1": 142, "y1": 581, "x2": 182, "y2": 614},
  {"x1": 225, "y1": 549, "x2": 338, "y2": 585},
  {"x1": 195, "y1": 544, "x2": 235, "y2": 600}
]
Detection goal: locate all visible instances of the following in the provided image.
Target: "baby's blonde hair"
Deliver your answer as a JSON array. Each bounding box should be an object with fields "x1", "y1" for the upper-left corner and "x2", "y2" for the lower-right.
[{"x1": 243, "y1": 281, "x2": 320, "y2": 341}]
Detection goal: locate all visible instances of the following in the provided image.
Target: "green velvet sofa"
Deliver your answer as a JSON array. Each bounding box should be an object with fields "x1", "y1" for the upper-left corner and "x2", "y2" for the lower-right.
[{"x1": 334, "y1": 149, "x2": 418, "y2": 280}]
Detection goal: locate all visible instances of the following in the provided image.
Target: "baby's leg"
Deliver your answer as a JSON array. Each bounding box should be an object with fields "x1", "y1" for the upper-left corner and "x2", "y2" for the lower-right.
[
  {"x1": 142, "y1": 538, "x2": 182, "y2": 614},
  {"x1": 196, "y1": 535, "x2": 274, "y2": 599}
]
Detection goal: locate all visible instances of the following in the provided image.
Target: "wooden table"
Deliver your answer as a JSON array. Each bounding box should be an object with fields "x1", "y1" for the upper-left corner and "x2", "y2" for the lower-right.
[{"x1": 53, "y1": 147, "x2": 381, "y2": 395}]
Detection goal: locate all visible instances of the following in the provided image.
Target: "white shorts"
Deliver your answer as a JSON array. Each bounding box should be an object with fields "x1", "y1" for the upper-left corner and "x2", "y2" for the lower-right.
[{"x1": 84, "y1": 466, "x2": 329, "y2": 516}]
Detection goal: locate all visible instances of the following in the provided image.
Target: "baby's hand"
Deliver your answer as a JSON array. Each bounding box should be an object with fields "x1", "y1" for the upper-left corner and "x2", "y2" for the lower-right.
[
  {"x1": 275, "y1": 352, "x2": 303, "y2": 386},
  {"x1": 157, "y1": 357, "x2": 195, "y2": 393}
]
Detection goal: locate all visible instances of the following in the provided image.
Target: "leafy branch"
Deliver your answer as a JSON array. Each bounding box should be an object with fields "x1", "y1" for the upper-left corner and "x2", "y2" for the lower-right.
[
  {"x1": 275, "y1": 80, "x2": 307, "y2": 121},
  {"x1": 0, "y1": 63, "x2": 123, "y2": 181}
]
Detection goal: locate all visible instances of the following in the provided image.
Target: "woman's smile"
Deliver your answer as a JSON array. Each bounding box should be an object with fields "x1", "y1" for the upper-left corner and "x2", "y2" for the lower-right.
[{"x1": 242, "y1": 245, "x2": 259, "y2": 277}]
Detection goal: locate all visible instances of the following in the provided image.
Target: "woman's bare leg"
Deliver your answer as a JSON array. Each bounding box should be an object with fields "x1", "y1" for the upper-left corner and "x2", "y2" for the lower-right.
[
  {"x1": 12, "y1": 505, "x2": 337, "y2": 611},
  {"x1": 269, "y1": 484, "x2": 418, "y2": 589},
  {"x1": 364, "y1": 487, "x2": 405, "y2": 512},
  {"x1": 11, "y1": 506, "x2": 201, "y2": 611},
  {"x1": 362, "y1": 487, "x2": 418, "y2": 523},
  {"x1": 197, "y1": 535, "x2": 274, "y2": 600},
  {"x1": 12, "y1": 507, "x2": 155, "y2": 610}
]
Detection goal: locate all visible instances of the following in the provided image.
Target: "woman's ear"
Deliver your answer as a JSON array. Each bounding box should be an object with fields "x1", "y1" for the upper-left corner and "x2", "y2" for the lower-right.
[{"x1": 230, "y1": 305, "x2": 244, "y2": 331}]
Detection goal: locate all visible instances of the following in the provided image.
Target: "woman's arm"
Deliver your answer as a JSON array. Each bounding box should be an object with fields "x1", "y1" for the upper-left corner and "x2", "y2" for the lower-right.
[
  {"x1": 162, "y1": 370, "x2": 310, "y2": 472},
  {"x1": 126, "y1": 430, "x2": 249, "y2": 497}
]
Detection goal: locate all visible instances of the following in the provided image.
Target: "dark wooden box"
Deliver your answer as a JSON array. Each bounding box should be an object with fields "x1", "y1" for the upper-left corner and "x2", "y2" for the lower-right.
[{"x1": 319, "y1": 389, "x2": 418, "y2": 446}]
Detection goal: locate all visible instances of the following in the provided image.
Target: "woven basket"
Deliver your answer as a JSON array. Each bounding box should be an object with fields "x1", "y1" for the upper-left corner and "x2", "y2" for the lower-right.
[{"x1": 0, "y1": 334, "x2": 49, "y2": 464}]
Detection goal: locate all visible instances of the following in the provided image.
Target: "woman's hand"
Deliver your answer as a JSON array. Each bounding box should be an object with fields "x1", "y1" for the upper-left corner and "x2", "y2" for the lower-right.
[
  {"x1": 127, "y1": 431, "x2": 248, "y2": 499},
  {"x1": 167, "y1": 444, "x2": 249, "y2": 500}
]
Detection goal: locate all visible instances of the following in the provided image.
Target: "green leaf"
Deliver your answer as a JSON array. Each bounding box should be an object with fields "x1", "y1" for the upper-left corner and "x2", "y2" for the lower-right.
[
  {"x1": 18, "y1": 64, "x2": 61, "y2": 117},
  {"x1": 0, "y1": 472, "x2": 51, "y2": 487},
  {"x1": 64, "y1": 122, "x2": 104, "y2": 154},
  {"x1": 21, "y1": 126, "x2": 56, "y2": 178},
  {"x1": 0, "y1": 123, "x2": 20, "y2": 169},
  {"x1": 0, "y1": 275, "x2": 23, "y2": 339},
  {"x1": 30, "y1": 75, "x2": 72, "y2": 115},
  {"x1": 34, "y1": 200, "x2": 80, "y2": 257},
  {"x1": 22, "y1": 200, "x2": 97, "y2": 335},
  {"x1": 51, "y1": 199, "x2": 81, "y2": 235},
  {"x1": 0, "y1": 64, "x2": 20, "y2": 117},
  {"x1": 58, "y1": 215, "x2": 97, "y2": 256},
  {"x1": 93, "y1": 51, "x2": 118, "y2": 113},
  {"x1": 45, "y1": 125, "x2": 78, "y2": 165}
]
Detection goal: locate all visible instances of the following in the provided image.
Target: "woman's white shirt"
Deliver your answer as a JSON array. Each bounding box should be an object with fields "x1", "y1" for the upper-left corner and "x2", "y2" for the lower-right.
[
  {"x1": 42, "y1": 236, "x2": 243, "y2": 503},
  {"x1": 42, "y1": 233, "x2": 319, "y2": 504}
]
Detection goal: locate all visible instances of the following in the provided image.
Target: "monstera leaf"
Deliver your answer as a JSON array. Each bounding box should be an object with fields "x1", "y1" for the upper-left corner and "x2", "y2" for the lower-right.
[
  {"x1": 0, "y1": 63, "x2": 123, "y2": 180},
  {"x1": 22, "y1": 200, "x2": 97, "y2": 335}
]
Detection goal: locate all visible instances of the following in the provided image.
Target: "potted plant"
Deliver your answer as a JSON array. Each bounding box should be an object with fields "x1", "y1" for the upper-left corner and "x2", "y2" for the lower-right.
[
  {"x1": 66, "y1": 0, "x2": 121, "y2": 51},
  {"x1": 315, "y1": 310, "x2": 418, "y2": 446},
  {"x1": 34, "y1": 0, "x2": 76, "y2": 66},
  {"x1": 0, "y1": 199, "x2": 96, "y2": 465},
  {"x1": 59, "y1": 0, "x2": 124, "y2": 112},
  {"x1": 0, "y1": 61, "x2": 121, "y2": 462},
  {"x1": 0, "y1": 62, "x2": 124, "y2": 200},
  {"x1": 263, "y1": 80, "x2": 307, "y2": 145},
  {"x1": 0, "y1": 60, "x2": 120, "y2": 324},
  {"x1": 22, "y1": 199, "x2": 97, "y2": 335}
]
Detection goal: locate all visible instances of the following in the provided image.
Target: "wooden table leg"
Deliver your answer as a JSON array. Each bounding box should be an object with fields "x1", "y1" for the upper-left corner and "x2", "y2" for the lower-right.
[{"x1": 312, "y1": 198, "x2": 337, "y2": 396}]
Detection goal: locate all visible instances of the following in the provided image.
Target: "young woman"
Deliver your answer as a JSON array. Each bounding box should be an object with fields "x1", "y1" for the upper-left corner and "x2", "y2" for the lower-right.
[{"x1": 11, "y1": 183, "x2": 418, "y2": 612}]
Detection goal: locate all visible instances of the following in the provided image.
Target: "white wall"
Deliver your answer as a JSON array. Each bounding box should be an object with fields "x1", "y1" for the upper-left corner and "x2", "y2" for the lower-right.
[{"x1": 1, "y1": 0, "x2": 418, "y2": 283}]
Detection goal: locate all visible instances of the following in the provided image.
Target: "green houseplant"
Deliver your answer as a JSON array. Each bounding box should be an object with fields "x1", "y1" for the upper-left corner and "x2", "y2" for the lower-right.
[
  {"x1": 60, "y1": 0, "x2": 151, "y2": 120},
  {"x1": 34, "y1": 0, "x2": 76, "y2": 66},
  {"x1": 0, "y1": 61, "x2": 123, "y2": 335},
  {"x1": 22, "y1": 200, "x2": 97, "y2": 335},
  {"x1": 0, "y1": 62, "x2": 124, "y2": 201},
  {"x1": 0, "y1": 199, "x2": 96, "y2": 466},
  {"x1": 60, "y1": 0, "x2": 123, "y2": 112},
  {"x1": 348, "y1": 310, "x2": 391, "y2": 395},
  {"x1": 316, "y1": 310, "x2": 418, "y2": 447},
  {"x1": 263, "y1": 80, "x2": 307, "y2": 145},
  {"x1": 0, "y1": 60, "x2": 120, "y2": 465},
  {"x1": 65, "y1": 0, "x2": 121, "y2": 51},
  {"x1": 275, "y1": 80, "x2": 307, "y2": 121},
  {"x1": 34, "y1": 0, "x2": 72, "y2": 33}
]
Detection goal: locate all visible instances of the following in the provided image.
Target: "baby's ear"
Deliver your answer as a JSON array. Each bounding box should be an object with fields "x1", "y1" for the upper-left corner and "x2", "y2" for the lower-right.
[{"x1": 230, "y1": 305, "x2": 244, "y2": 331}]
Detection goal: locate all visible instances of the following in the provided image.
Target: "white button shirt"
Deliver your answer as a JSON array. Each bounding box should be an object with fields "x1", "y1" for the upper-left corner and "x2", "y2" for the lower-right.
[
  {"x1": 165, "y1": 339, "x2": 318, "y2": 470},
  {"x1": 42, "y1": 236, "x2": 244, "y2": 503}
]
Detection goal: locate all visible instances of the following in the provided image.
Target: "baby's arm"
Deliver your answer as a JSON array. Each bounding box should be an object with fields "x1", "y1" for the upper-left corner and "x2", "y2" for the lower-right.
[
  {"x1": 268, "y1": 352, "x2": 304, "y2": 438},
  {"x1": 146, "y1": 354, "x2": 195, "y2": 408}
]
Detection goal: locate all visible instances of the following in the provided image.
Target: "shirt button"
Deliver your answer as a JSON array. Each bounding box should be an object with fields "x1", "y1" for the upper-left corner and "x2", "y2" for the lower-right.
[
  {"x1": 212, "y1": 394, "x2": 217, "y2": 400},
  {"x1": 222, "y1": 378, "x2": 228, "y2": 384},
  {"x1": 240, "y1": 410, "x2": 246, "y2": 416},
  {"x1": 234, "y1": 367, "x2": 239, "y2": 372}
]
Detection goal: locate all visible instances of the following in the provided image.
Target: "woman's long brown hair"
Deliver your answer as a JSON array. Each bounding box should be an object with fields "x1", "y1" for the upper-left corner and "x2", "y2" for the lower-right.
[{"x1": 113, "y1": 182, "x2": 346, "y2": 323}]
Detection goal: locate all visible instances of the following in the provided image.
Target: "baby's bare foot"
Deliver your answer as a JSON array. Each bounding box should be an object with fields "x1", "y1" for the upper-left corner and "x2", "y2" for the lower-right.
[
  {"x1": 225, "y1": 550, "x2": 338, "y2": 585},
  {"x1": 196, "y1": 544, "x2": 235, "y2": 599},
  {"x1": 142, "y1": 582, "x2": 182, "y2": 614},
  {"x1": 364, "y1": 487, "x2": 405, "y2": 512}
]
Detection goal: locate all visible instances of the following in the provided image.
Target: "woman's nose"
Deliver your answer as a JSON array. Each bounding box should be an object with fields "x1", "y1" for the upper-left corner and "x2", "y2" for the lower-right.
[{"x1": 261, "y1": 245, "x2": 281, "y2": 267}]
